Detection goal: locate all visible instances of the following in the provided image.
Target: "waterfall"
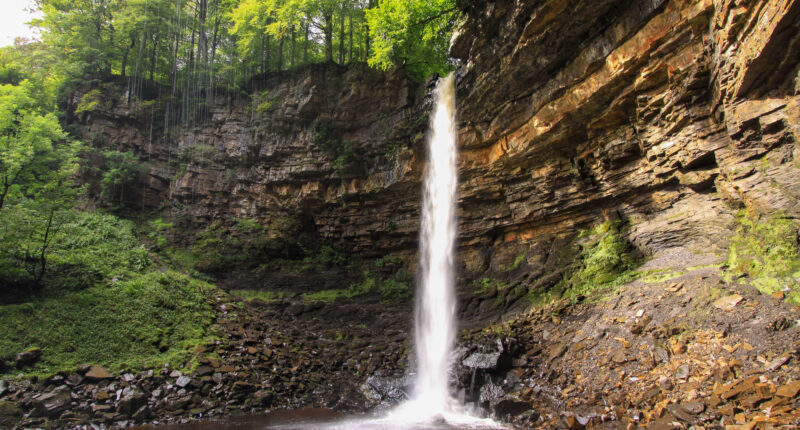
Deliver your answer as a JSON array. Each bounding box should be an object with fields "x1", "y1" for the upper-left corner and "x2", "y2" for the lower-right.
[
  {"x1": 412, "y1": 72, "x2": 458, "y2": 415},
  {"x1": 291, "y1": 73, "x2": 502, "y2": 429}
]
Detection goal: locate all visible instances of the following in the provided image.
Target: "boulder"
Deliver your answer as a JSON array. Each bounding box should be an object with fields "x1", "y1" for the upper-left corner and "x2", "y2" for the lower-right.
[
  {"x1": 479, "y1": 379, "x2": 506, "y2": 404},
  {"x1": 462, "y1": 351, "x2": 502, "y2": 369},
  {"x1": 84, "y1": 365, "x2": 113, "y2": 381},
  {"x1": 491, "y1": 397, "x2": 533, "y2": 418},
  {"x1": 175, "y1": 375, "x2": 192, "y2": 388},
  {"x1": 118, "y1": 391, "x2": 147, "y2": 416},
  {"x1": 31, "y1": 391, "x2": 71, "y2": 418},
  {"x1": 132, "y1": 405, "x2": 151, "y2": 421},
  {"x1": 14, "y1": 347, "x2": 42, "y2": 369}
]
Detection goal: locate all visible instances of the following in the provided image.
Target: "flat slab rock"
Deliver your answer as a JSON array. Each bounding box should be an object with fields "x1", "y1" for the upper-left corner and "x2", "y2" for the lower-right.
[{"x1": 84, "y1": 365, "x2": 113, "y2": 380}]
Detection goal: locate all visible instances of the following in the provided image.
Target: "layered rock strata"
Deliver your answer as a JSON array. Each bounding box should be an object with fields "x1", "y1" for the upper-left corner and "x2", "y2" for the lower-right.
[{"x1": 71, "y1": 0, "x2": 800, "y2": 318}]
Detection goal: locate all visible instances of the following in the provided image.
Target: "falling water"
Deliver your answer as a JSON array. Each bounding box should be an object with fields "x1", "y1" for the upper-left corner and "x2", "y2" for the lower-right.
[{"x1": 410, "y1": 72, "x2": 458, "y2": 415}]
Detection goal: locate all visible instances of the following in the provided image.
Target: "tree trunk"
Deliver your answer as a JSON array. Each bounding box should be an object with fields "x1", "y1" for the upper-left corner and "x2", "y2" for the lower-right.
[
  {"x1": 290, "y1": 25, "x2": 296, "y2": 68},
  {"x1": 348, "y1": 14, "x2": 353, "y2": 63},
  {"x1": 324, "y1": 13, "x2": 333, "y2": 62},
  {"x1": 365, "y1": 0, "x2": 375, "y2": 61},
  {"x1": 277, "y1": 37, "x2": 284, "y2": 70},
  {"x1": 197, "y1": 0, "x2": 208, "y2": 66},
  {"x1": 121, "y1": 34, "x2": 136, "y2": 78},
  {"x1": 304, "y1": 20, "x2": 310, "y2": 63},
  {"x1": 32, "y1": 209, "x2": 56, "y2": 292},
  {"x1": 150, "y1": 34, "x2": 159, "y2": 81},
  {"x1": 338, "y1": 8, "x2": 345, "y2": 64}
]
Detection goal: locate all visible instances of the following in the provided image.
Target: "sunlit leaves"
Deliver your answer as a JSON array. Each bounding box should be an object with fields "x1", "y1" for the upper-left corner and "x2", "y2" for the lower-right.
[{"x1": 366, "y1": 0, "x2": 457, "y2": 81}]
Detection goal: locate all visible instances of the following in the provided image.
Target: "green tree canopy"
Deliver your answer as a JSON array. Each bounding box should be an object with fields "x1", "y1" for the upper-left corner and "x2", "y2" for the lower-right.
[
  {"x1": 0, "y1": 81, "x2": 81, "y2": 291},
  {"x1": 366, "y1": 0, "x2": 457, "y2": 81}
]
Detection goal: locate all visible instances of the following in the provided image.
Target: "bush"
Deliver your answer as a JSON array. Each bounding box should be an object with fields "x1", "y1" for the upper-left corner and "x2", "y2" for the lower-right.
[{"x1": 0, "y1": 210, "x2": 150, "y2": 294}]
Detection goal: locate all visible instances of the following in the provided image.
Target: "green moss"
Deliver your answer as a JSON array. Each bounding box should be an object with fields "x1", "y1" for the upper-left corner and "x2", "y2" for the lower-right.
[
  {"x1": 190, "y1": 218, "x2": 302, "y2": 273},
  {"x1": 505, "y1": 250, "x2": 528, "y2": 271},
  {"x1": 536, "y1": 220, "x2": 639, "y2": 305},
  {"x1": 74, "y1": 89, "x2": 108, "y2": 115},
  {"x1": 639, "y1": 269, "x2": 686, "y2": 284},
  {"x1": 725, "y1": 210, "x2": 800, "y2": 304}
]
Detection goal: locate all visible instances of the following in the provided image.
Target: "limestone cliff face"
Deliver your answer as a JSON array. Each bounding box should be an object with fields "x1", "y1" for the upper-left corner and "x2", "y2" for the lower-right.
[{"x1": 71, "y1": 0, "x2": 800, "y2": 314}]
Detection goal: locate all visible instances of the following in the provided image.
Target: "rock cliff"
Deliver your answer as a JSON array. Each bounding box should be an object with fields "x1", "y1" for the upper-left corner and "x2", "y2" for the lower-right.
[
  {"x1": 7, "y1": 0, "x2": 798, "y2": 428},
  {"x1": 70, "y1": 0, "x2": 800, "y2": 318}
]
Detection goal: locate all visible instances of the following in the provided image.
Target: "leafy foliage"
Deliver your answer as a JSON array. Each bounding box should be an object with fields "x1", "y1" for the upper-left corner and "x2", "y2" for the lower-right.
[
  {"x1": 313, "y1": 122, "x2": 354, "y2": 175},
  {"x1": 100, "y1": 150, "x2": 145, "y2": 207},
  {"x1": 0, "y1": 82, "x2": 75, "y2": 210},
  {"x1": 366, "y1": 0, "x2": 457, "y2": 81},
  {"x1": 0, "y1": 81, "x2": 81, "y2": 292},
  {"x1": 28, "y1": 0, "x2": 458, "y2": 110}
]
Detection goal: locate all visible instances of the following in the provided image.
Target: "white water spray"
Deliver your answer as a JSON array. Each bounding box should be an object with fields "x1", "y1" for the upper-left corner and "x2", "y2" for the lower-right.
[{"x1": 411, "y1": 72, "x2": 458, "y2": 415}]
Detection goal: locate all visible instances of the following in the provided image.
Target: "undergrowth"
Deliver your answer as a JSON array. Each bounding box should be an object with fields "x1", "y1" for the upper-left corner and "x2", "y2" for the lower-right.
[
  {"x1": 0, "y1": 211, "x2": 218, "y2": 377},
  {"x1": 725, "y1": 210, "x2": 800, "y2": 305}
]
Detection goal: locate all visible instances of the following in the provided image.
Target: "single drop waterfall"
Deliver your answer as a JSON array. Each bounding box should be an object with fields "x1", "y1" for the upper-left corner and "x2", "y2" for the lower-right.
[
  {"x1": 294, "y1": 74, "x2": 503, "y2": 429},
  {"x1": 412, "y1": 72, "x2": 458, "y2": 415}
]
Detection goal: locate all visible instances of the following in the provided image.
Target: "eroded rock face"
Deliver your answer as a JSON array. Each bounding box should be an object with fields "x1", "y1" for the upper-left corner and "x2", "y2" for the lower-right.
[{"x1": 70, "y1": 0, "x2": 800, "y2": 321}]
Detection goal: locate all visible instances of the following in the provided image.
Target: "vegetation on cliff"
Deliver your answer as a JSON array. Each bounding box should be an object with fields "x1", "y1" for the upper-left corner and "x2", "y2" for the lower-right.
[
  {"x1": 725, "y1": 210, "x2": 800, "y2": 305},
  {"x1": 0, "y1": 53, "x2": 217, "y2": 378}
]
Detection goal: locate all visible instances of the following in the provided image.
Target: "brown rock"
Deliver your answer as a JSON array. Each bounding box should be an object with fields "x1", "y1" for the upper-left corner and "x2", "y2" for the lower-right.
[
  {"x1": 85, "y1": 365, "x2": 113, "y2": 381},
  {"x1": 713, "y1": 294, "x2": 743, "y2": 310},
  {"x1": 776, "y1": 380, "x2": 800, "y2": 398},
  {"x1": 94, "y1": 390, "x2": 110, "y2": 401},
  {"x1": 611, "y1": 349, "x2": 627, "y2": 364}
]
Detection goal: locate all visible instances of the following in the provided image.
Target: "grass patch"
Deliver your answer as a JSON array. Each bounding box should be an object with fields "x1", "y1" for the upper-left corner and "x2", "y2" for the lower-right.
[
  {"x1": 638, "y1": 269, "x2": 686, "y2": 284},
  {"x1": 505, "y1": 251, "x2": 528, "y2": 271},
  {"x1": 725, "y1": 210, "x2": 800, "y2": 304},
  {"x1": 302, "y1": 271, "x2": 375, "y2": 302},
  {"x1": 232, "y1": 289, "x2": 287, "y2": 303},
  {"x1": 0, "y1": 270, "x2": 216, "y2": 377},
  {"x1": 301, "y1": 263, "x2": 412, "y2": 304}
]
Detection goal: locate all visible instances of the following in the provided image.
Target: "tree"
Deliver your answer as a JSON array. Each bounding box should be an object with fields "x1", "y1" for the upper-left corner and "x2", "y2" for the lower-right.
[
  {"x1": 0, "y1": 82, "x2": 73, "y2": 210},
  {"x1": 0, "y1": 81, "x2": 80, "y2": 292},
  {"x1": 366, "y1": 0, "x2": 457, "y2": 81}
]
